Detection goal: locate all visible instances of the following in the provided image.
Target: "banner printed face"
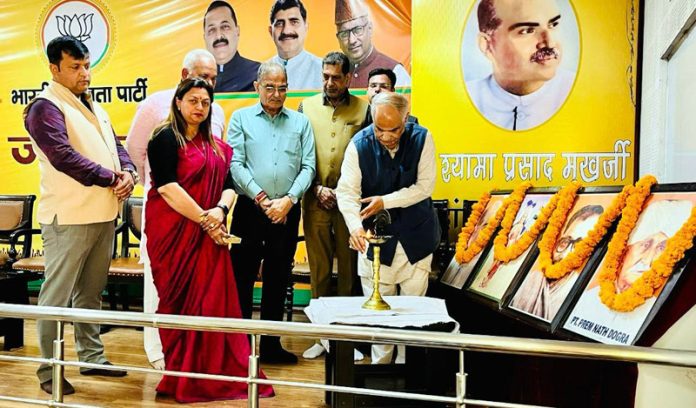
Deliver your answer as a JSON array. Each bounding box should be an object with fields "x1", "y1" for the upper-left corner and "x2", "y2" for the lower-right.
[
  {"x1": 509, "y1": 192, "x2": 617, "y2": 323},
  {"x1": 413, "y1": 0, "x2": 639, "y2": 201},
  {"x1": 2, "y1": 0, "x2": 411, "y2": 197},
  {"x1": 563, "y1": 193, "x2": 696, "y2": 345},
  {"x1": 468, "y1": 193, "x2": 552, "y2": 301},
  {"x1": 441, "y1": 194, "x2": 505, "y2": 289}
]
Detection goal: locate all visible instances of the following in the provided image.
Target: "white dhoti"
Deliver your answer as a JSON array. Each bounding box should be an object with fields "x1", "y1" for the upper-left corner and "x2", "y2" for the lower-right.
[
  {"x1": 141, "y1": 230, "x2": 164, "y2": 364},
  {"x1": 359, "y1": 242, "x2": 431, "y2": 364}
]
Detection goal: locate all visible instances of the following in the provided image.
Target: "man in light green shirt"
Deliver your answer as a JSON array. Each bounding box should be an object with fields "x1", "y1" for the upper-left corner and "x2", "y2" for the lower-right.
[{"x1": 227, "y1": 61, "x2": 315, "y2": 364}]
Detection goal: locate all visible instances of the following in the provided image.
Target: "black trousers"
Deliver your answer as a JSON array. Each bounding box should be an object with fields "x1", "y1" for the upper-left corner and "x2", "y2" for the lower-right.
[{"x1": 230, "y1": 195, "x2": 300, "y2": 327}]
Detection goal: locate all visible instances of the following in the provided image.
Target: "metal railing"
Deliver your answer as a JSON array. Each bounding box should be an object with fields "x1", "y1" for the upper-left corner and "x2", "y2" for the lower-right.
[{"x1": 0, "y1": 303, "x2": 695, "y2": 408}]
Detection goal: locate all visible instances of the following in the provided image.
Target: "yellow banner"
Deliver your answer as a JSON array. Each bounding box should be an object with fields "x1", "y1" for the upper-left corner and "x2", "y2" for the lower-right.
[
  {"x1": 1, "y1": 0, "x2": 411, "y2": 198},
  {"x1": 413, "y1": 0, "x2": 639, "y2": 201}
]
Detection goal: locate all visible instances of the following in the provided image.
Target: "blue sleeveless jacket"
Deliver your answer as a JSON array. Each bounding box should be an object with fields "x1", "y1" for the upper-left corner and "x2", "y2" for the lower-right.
[{"x1": 353, "y1": 123, "x2": 440, "y2": 266}]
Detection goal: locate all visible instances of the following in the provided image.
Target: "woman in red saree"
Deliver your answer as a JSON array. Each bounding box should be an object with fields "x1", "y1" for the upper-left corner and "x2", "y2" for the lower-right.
[{"x1": 145, "y1": 78, "x2": 273, "y2": 403}]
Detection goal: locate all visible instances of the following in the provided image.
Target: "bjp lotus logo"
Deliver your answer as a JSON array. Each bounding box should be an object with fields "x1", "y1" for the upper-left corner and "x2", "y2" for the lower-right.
[
  {"x1": 56, "y1": 13, "x2": 94, "y2": 42},
  {"x1": 39, "y1": 0, "x2": 114, "y2": 68}
]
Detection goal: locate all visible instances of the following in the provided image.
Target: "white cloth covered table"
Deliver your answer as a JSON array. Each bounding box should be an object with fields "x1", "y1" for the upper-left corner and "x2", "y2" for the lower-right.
[{"x1": 305, "y1": 296, "x2": 459, "y2": 332}]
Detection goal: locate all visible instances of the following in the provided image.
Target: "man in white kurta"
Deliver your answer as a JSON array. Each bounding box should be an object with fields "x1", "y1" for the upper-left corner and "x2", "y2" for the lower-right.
[
  {"x1": 268, "y1": 0, "x2": 323, "y2": 90},
  {"x1": 337, "y1": 92, "x2": 439, "y2": 364},
  {"x1": 466, "y1": 69, "x2": 574, "y2": 130},
  {"x1": 468, "y1": 0, "x2": 575, "y2": 130},
  {"x1": 125, "y1": 49, "x2": 225, "y2": 369}
]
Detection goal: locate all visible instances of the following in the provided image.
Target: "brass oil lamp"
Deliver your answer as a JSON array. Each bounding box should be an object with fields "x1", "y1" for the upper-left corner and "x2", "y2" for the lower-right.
[{"x1": 362, "y1": 211, "x2": 393, "y2": 311}]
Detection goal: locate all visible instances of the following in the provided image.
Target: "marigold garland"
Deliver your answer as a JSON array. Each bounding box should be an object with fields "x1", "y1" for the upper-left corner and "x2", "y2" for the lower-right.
[
  {"x1": 537, "y1": 183, "x2": 632, "y2": 280},
  {"x1": 597, "y1": 175, "x2": 696, "y2": 312},
  {"x1": 454, "y1": 192, "x2": 491, "y2": 264},
  {"x1": 454, "y1": 183, "x2": 532, "y2": 264},
  {"x1": 493, "y1": 183, "x2": 582, "y2": 263}
]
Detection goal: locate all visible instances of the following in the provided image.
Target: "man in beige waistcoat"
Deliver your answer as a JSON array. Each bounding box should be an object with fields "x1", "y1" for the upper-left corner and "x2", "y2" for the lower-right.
[
  {"x1": 299, "y1": 51, "x2": 368, "y2": 359},
  {"x1": 24, "y1": 36, "x2": 135, "y2": 395}
]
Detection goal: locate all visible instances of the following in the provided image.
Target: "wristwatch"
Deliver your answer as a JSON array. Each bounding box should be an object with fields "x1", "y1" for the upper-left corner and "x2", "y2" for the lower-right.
[
  {"x1": 287, "y1": 194, "x2": 298, "y2": 205},
  {"x1": 216, "y1": 203, "x2": 230, "y2": 217},
  {"x1": 124, "y1": 168, "x2": 140, "y2": 184}
]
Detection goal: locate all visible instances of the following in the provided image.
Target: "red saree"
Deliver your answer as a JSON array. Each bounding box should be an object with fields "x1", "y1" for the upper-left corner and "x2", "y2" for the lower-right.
[{"x1": 145, "y1": 134, "x2": 273, "y2": 403}]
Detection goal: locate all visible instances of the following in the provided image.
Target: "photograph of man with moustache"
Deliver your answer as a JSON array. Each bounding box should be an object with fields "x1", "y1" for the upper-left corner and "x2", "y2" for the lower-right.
[
  {"x1": 463, "y1": 0, "x2": 578, "y2": 131},
  {"x1": 269, "y1": 0, "x2": 323, "y2": 90},
  {"x1": 204, "y1": 1, "x2": 260, "y2": 92},
  {"x1": 564, "y1": 197, "x2": 696, "y2": 345},
  {"x1": 510, "y1": 200, "x2": 606, "y2": 323},
  {"x1": 334, "y1": 0, "x2": 411, "y2": 88}
]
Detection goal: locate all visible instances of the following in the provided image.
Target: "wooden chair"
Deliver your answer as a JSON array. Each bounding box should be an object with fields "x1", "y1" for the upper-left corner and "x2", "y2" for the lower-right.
[
  {"x1": 105, "y1": 197, "x2": 144, "y2": 312},
  {"x1": 431, "y1": 199, "x2": 451, "y2": 278},
  {"x1": 1, "y1": 195, "x2": 36, "y2": 269},
  {"x1": 10, "y1": 197, "x2": 145, "y2": 311},
  {"x1": 0, "y1": 195, "x2": 37, "y2": 350}
]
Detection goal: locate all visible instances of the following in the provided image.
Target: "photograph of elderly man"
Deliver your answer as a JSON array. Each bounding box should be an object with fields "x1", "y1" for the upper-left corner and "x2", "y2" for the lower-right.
[
  {"x1": 334, "y1": 0, "x2": 411, "y2": 88},
  {"x1": 337, "y1": 92, "x2": 439, "y2": 364},
  {"x1": 564, "y1": 196, "x2": 696, "y2": 345},
  {"x1": 510, "y1": 197, "x2": 610, "y2": 322},
  {"x1": 125, "y1": 48, "x2": 226, "y2": 371}
]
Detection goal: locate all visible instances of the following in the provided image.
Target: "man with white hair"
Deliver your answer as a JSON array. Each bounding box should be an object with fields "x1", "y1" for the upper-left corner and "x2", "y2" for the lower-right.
[
  {"x1": 336, "y1": 92, "x2": 439, "y2": 363},
  {"x1": 227, "y1": 61, "x2": 315, "y2": 364},
  {"x1": 125, "y1": 48, "x2": 226, "y2": 370},
  {"x1": 616, "y1": 199, "x2": 693, "y2": 292}
]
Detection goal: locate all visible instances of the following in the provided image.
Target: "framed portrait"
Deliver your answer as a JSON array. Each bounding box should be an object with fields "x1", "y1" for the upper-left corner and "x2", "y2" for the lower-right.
[
  {"x1": 466, "y1": 192, "x2": 554, "y2": 307},
  {"x1": 504, "y1": 188, "x2": 622, "y2": 331},
  {"x1": 440, "y1": 193, "x2": 508, "y2": 289},
  {"x1": 560, "y1": 187, "x2": 696, "y2": 345},
  {"x1": 460, "y1": 0, "x2": 581, "y2": 131}
]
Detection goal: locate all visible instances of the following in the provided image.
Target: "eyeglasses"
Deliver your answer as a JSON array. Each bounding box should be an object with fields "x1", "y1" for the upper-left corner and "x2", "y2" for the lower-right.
[
  {"x1": 554, "y1": 235, "x2": 583, "y2": 253},
  {"x1": 336, "y1": 23, "x2": 368, "y2": 41},
  {"x1": 262, "y1": 85, "x2": 288, "y2": 94}
]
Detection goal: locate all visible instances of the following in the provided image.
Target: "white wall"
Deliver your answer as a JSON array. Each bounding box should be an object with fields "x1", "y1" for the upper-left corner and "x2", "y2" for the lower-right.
[{"x1": 640, "y1": 0, "x2": 696, "y2": 182}]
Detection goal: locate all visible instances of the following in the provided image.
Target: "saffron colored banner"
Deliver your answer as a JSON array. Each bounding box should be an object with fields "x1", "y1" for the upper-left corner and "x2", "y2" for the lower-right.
[{"x1": 1, "y1": 0, "x2": 411, "y2": 200}]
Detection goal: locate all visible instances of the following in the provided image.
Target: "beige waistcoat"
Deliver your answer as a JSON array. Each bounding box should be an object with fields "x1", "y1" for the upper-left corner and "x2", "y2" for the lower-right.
[
  {"x1": 26, "y1": 81, "x2": 120, "y2": 225},
  {"x1": 301, "y1": 93, "x2": 368, "y2": 189}
]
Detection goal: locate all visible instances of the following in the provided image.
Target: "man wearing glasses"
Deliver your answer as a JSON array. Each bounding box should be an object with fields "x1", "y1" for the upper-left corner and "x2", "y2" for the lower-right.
[
  {"x1": 510, "y1": 204, "x2": 604, "y2": 321},
  {"x1": 334, "y1": 0, "x2": 411, "y2": 88},
  {"x1": 227, "y1": 62, "x2": 316, "y2": 364}
]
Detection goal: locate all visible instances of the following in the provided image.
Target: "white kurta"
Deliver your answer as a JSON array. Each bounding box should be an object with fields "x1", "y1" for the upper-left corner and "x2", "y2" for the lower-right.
[
  {"x1": 272, "y1": 50, "x2": 323, "y2": 90},
  {"x1": 336, "y1": 131, "x2": 436, "y2": 284},
  {"x1": 466, "y1": 69, "x2": 575, "y2": 131},
  {"x1": 336, "y1": 131, "x2": 437, "y2": 364}
]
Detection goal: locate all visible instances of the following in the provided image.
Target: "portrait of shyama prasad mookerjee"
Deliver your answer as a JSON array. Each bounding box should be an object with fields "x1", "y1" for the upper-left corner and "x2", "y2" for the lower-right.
[{"x1": 462, "y1": 0, "x2": 580, "y2": 131}]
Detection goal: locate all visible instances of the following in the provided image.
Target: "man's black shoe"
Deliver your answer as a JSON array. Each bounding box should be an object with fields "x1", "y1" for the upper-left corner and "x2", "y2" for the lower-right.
[
  {"x1": 260, "y1": 347, "x2": 298, "y2": 364},
  {"x1": 80, "y1": 361, "x2": 127, "y2": 377},
  {"x1": 40, "y1": 378, "x2": 75, "y2": 395}
]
